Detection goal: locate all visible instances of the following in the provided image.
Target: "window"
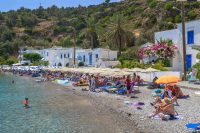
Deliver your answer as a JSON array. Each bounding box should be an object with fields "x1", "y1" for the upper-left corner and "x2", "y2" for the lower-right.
[
  {"x1": 61, "y1": 54, "x2": 62, "y2": 59},
  {"x1": 187, "y1": 30, "x2": 194, "y2": 45},
  {"x1": 83, "y1": 55, "x2": 85, "y2": 62},
  {"x1": 64, "y1": 54, "x2": 66, "y2": 58},
  {"x1": 68, "y1": 53, "x2": 70, "y2": 58},
  {"x1": 47, "y1": 52, "x2": 48, "y2": 56},
  {"x1": 96, "y1": 54, "x2": 98, "y2": 58}
]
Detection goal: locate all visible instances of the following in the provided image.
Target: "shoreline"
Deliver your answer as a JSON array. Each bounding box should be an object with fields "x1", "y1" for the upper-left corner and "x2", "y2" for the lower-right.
[
  {"x1": 1, "y1": 72, "x2": 199, "y2": 133},
  {"x1": 1, "y1": 72, "x2": 141, "y2": 133}
]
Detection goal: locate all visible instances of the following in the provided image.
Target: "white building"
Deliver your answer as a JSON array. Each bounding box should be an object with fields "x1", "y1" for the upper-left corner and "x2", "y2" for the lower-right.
[
  {"x1": 26, "y1": 47, "x2": 118, "y2": 68},
  {"x1": 155, "y1": 20, "x2": 200, "y2": 72},
  {"x1": 76, "y1": 48, "x2": 118, "y2": 67}
]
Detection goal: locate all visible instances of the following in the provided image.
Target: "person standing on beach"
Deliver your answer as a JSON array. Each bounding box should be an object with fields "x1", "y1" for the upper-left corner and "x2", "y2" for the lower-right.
[
  {"x1": 90, "y1": 75, "x2": 96, "y2": 92},
  {"x1": 126, "y1": 75, "x2": 131, "y2": 97},
  {"x1": 88, "y1": 75, "x2": 92, "y2": 91},
  {"x1": 133, "y1": 73, "x2": 137, "y2": 82}
]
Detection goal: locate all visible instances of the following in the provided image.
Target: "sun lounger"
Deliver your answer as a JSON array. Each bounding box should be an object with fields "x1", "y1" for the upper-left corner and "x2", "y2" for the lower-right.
[
  {"x1": 115, "y1": 88, "x2": 127, "y2": 95},
  {"x1": 103, "y1": 86, "x2": 117, "y2": 92}
]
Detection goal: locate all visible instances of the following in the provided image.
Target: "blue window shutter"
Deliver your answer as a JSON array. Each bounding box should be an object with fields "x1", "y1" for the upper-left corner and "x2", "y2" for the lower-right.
[{"x1": 187, "y1": 31, "x2": 194, "y2": 45}]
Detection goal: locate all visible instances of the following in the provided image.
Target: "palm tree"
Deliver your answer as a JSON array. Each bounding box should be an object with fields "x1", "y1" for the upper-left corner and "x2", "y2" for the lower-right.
[
  {"x1": 84, "y1": 17, "x2": 99, "y2": 49},
  {"x1": 67, "y1": 26, "x2": 77, "y2": 66},
  {"x1": 105, "y1": 14, "x2": 132, "y2": 56}
]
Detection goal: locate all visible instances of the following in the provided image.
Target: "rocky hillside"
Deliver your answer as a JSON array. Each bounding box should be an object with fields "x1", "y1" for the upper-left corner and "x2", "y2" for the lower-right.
[{"x1": 0, "y1": 0, "x2": 200, "y2": 59}]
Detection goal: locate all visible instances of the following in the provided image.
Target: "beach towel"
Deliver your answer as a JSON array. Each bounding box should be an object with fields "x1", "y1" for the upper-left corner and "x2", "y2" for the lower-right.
[
  {"x1": 116, "y1": 89, "x2": 127, "y2": 95},
  {"x1": 152, "y1": 92, "x2": 161, "y2": 97},
  {"x1": 152, "y1": 114, "x2": 183, "y2": 120},
  {"x1": 186, "y1": 123, "x2": 200, "y2": 130},
  {"x1": 154, "y1": 89, "x2": 162, "y2": 93},
  {"x1": 195, "y1": 91, "x2": 200, "y2": 96},
  {"x1": 56, "y1": 79, "x2": 69, "y2": 85},
  {"x1": 124, "y1": 101, "x2": 132, "y2": 105},
  {"x1": 177, "y1": 95, "x2": 189, "y2": 99},
  {"x1": 132, "y1": 102, "x2": 145, "y2": 107}
]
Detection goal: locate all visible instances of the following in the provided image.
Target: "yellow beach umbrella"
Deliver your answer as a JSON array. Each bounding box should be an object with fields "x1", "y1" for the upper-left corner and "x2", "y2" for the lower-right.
[{"x1": 155, "y1": 75, "x2": 181, "y2": 84}]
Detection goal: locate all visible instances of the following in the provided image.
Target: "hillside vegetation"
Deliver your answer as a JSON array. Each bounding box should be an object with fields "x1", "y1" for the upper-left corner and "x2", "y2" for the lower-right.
[{"x1": 0, "y1": 0, "x2": 200, "y2": 64}]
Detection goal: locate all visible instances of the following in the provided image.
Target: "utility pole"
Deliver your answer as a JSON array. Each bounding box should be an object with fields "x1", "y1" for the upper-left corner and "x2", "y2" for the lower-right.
[
  {"x1": 173, "y1": 1, "x2": 187, "y2": 80},
  {"x1": 73, "y1": 29, "x2": 76, "y2": 67},
  {"x1": 181, "y1": 1, "x2": 187, "y2": 81}
]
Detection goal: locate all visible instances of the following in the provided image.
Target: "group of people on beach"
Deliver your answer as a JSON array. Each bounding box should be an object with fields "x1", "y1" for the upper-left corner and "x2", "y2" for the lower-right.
[
  {"x1": 84, "y1": 73, "x2": 144, "y2": 97},
  {"x1": 149, "y1": 84, "x2": 189, "y2": 120},
  {"x1": 23, "y1": 69, "x2": 191, "y2": 122},
  {"x1": 2, "y1": 67, "x2": 198, "y2": 126}
]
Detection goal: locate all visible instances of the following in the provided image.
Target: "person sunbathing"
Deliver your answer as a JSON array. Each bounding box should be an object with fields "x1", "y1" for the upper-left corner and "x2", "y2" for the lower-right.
[
  {"x1": 172, "y1": 85, "x2": 189, "y2": 98},
  {"x1": 149, "y1": 98, "x2": 177, "y2": 120},
  {"x1": 163, "y1": 87, "x2": 179, "y2": 106},
  {"x1": 136, "y1": 76, "x2": 144, "y2": 86},
  {"x1": 151, "y1": 91, "x2": 179, "y2": 106}
]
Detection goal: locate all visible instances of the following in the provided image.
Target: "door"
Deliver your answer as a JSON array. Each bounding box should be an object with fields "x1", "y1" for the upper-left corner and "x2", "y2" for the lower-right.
[
  {"x1": 186, "y1": 54, "x2": 192, "y2": 71},
  {"x1": 89, "y1": 53, "x2": 92, "y2": 65}
]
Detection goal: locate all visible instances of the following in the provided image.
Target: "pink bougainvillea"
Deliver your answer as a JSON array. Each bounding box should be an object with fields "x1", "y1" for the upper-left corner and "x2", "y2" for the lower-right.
[{"x1": 138, "y1": 40, "x2": 178, "y2": 60}]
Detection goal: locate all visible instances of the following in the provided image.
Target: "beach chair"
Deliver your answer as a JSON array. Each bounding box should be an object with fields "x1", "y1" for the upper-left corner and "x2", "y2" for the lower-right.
[{"x1": 188, "y1": 76, "x2": 198, "y2": 83}]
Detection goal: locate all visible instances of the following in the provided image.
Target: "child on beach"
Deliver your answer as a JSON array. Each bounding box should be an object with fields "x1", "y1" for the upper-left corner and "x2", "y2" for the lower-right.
[{"x1": 24, "y1": 98, "x2": 29, "y2": 108}]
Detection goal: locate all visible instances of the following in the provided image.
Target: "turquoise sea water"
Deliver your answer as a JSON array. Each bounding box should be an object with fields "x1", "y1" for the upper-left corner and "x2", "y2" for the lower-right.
[
  {"x1": 0, "y1": 74, "x2": 72, "y2": 133},
  {"x1": 0, "y1": 73, "x2": 134, "y2": 133}
]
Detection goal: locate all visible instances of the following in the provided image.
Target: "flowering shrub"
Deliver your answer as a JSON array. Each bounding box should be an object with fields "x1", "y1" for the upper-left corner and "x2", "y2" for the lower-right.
[{"x1": 138, "y1": 39, "x2": 178, "y2": 60}]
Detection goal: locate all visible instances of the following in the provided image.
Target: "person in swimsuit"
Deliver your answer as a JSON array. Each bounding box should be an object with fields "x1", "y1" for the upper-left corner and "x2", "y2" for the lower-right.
[
  {"x1": 126, "y1": 75, "x2": 131, "y2": 97},
  {"x1": 24, "y1": 98, "x2": 29, "y2": 108}
]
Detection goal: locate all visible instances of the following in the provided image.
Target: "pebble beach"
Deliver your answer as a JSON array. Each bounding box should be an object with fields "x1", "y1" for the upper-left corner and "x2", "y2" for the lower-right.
[
  {"x1": 64, "y1": 82, "x2": 200, "y2": 133},
  {"x1": 0, "y1": 71, "x2": 200, "y2": 133}
]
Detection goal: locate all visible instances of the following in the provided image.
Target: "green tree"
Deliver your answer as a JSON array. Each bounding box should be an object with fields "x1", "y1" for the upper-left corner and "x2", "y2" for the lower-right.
[
  {"x1": 105, "y1": 0, "x2": 110, "y2": 4},
  {"x1": 23, "y1": 53, "x2": 42, "y2": 62},
  {"x1": 20, "y1": 13, "x2": 38, "y2": 27},
  {"x1": 164, "y1": 2, "x2": 173, "y2": 10},
  {"x1": 188, "y1": 10, "x2": 197, "y2": 20},
  {"x1": 84, "y1": 17, "x2": 99, "y2": 49},
  {"x1": 105, "y1": 14, "x2": 132, "y2": 56},
  {"x1": 0, "y1": 25, "x2": 15, "y2": 42},
  {"x1": 148, "y1": 0, "x2": 157, "y2": 8},
  {"x1": 5, "y1": 11, "x2": 18, "y2": 27},
  {"x1": 59, "y1": 37, "x2": 73, "y2": 47},
  {"x1": 6, "y1": 56, "x2": 18, "y2": 66}
]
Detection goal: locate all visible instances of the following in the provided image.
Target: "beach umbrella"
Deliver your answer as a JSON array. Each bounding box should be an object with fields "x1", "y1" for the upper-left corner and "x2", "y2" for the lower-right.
[
  {"x1": 144, "y1": 67, "x2": 160, "y2": 72},
  {"x1": 131, "y1": 68, "x2": 145, "y2": 72},
  {"x1": 155, "y1": 75, "x2": 181, "y2": 84}
]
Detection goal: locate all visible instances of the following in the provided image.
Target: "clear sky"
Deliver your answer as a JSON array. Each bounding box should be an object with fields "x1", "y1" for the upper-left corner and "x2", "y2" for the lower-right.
[{"x1": 0, "y1": 0, "x2": 121, "y2": 12}]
